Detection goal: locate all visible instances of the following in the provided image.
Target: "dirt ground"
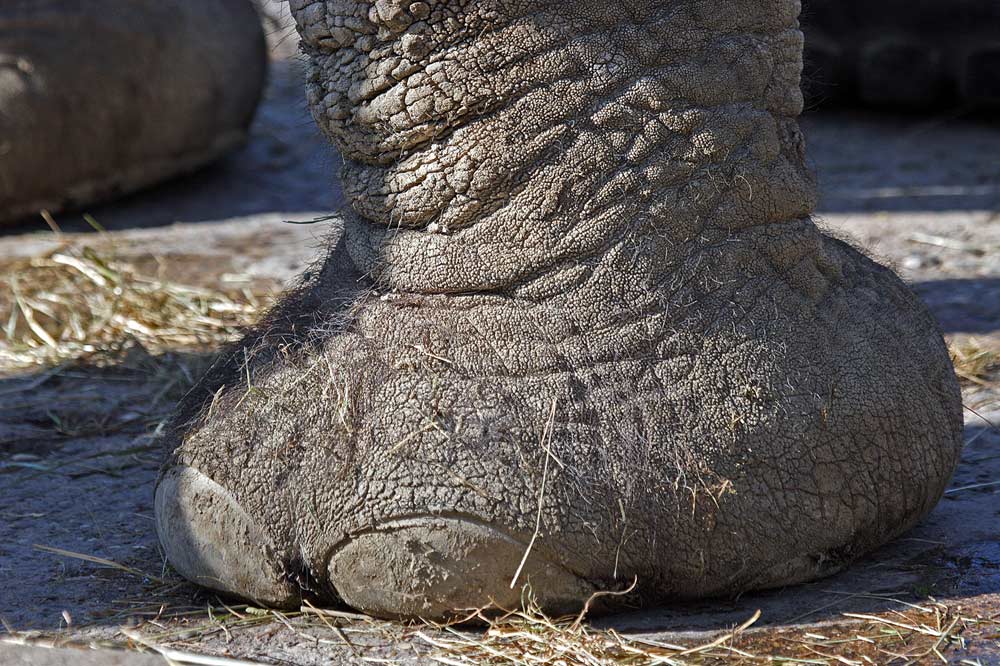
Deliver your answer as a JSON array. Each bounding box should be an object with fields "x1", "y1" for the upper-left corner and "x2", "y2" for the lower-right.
[{"x1": 1, "y1": 13, "x2": 998, "y2": 666}]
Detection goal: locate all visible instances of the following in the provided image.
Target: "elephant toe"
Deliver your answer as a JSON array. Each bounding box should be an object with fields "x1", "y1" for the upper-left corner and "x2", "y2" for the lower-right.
[
  {"x1": 327, "y1": 517, "x2": 595, "y2": 620},
  {"x1": 155, "y1": 466, "x2": 298, "y2": 607}
]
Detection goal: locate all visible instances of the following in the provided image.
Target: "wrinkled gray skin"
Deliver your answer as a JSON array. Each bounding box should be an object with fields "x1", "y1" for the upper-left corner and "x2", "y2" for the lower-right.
[
  {"x1": 156, "y1": 0, "x2": 963, "y2": 620},
  {"x1": 0, "y1": 0, "x2": 265, "y2": 223}
]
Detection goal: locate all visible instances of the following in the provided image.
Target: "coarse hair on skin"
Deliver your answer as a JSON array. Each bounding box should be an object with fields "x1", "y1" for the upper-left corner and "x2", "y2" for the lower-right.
[{"x1": 154, "y1": 0, "x2": 963, "y2": 621}]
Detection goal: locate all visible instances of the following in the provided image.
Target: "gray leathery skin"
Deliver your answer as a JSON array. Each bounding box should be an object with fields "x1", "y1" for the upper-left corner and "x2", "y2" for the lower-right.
[
  {"x1": 0, "y1": 0, "x2": 266, "y2": 222},
  {"x1": 155, "y1": 0, "x2": 963, "y2": 620}
]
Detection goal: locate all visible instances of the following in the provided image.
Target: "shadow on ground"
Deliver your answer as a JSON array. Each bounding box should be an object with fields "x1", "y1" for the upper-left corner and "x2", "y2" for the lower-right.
[
  {"x1": 0, "y1": 351, "x2": 217, "y2": 631},
  {"x1": 803, "y1": 110, "x2": 1000, "y2": 214},
  {"x1": 0, "y1": 349, "x2": 997, "y2": 643},
  {"x1": 0, "y1": 60, "x2": 342, "y2": 237},
  {"x1": 915, "y1": 278, "x2": 1000, "y2": 335}
]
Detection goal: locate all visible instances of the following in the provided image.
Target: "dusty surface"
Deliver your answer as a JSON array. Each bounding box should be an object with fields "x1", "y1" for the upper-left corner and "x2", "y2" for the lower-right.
[
  {"x1": 0, "y1": 16, "x2": 998, "y2": 665},
  {"x1": 0, "y1": 644, "x2": 165, "y2": 666}
]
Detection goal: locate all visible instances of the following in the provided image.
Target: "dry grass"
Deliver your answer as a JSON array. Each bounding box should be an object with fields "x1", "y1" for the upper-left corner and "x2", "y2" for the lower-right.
[
  {"x1": 410, "y1": 594, "x2": 997, "y2": 666},
  {"x1": 5, "y1": 590, "x2": 996, "y2": 666},
  {"x1": 0, "y1": 239, "x2": 265, "y2": 370},
  {"x1": 415, "y1": 598, "x2": 770, "y2": 666},
  {"x1": 951, "y1": 341, "x2": 1000, "y2": 389},
  {"x1": 2, "y1": 236, "x2": 997, "y2": 664},
  {"x1": 0, "y1": 236, "x2": 272, "y2": 449}
]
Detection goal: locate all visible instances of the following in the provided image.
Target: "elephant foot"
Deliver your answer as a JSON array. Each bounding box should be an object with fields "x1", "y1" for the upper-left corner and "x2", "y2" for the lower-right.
[
  {"x1": 0, "y1": 0, "x2": 266, "y2": 224},
  {"x1": 157, "y1": 466, "x2": 595, "y2": 618},
  {"x1": 155, "y1": 0, "x2": 963, "y2": 620}
]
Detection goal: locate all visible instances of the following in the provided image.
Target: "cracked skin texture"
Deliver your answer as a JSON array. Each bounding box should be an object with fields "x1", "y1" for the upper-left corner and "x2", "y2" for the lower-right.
[{"x1": 155, "y1": 0, "x2": 963, "y2": 619}]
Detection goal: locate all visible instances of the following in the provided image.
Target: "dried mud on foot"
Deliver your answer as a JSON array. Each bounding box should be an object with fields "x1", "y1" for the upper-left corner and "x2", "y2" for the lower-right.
[{"x1": 1, "y1": 38, "x2": 999, "y2": 666}]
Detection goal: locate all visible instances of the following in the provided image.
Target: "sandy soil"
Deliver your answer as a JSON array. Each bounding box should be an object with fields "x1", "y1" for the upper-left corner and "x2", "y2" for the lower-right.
[{"x1": 0, "y1": 15, "x2": 998, "y2": 665}]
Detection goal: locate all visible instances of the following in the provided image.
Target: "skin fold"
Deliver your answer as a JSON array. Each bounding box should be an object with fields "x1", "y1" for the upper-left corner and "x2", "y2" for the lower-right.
[{"x1": 155, "y1": 0, "x2": 963, "y2": 620}]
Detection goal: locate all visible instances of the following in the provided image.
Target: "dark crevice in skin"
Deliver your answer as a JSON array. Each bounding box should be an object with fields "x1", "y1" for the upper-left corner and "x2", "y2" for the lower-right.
[
  {"x1": 337, "y1": 65, "x2": 800, "y2": 240},
  {"x1": 282, "y1": 551, "x2": 326, "y2": 600},
  {"x1": 153, "y1": 0, "x2": 963, "y2": 619}
]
